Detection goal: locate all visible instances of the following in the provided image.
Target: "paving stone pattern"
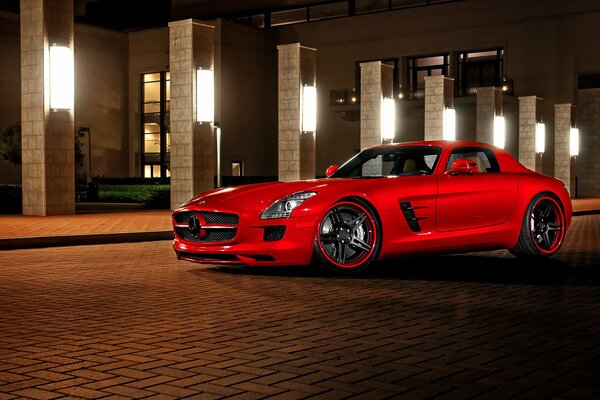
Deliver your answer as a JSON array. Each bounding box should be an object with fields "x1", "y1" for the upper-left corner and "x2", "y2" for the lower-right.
[{"x1": 1, "y1": 215, "x2": 599, "y2": 399}]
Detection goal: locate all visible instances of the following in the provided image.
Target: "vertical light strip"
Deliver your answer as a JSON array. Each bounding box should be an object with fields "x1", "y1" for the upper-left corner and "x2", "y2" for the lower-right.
[
  {"x1": 49, "y1": 45, "x2": 74, "y2": 110},
  {"x1": 570, "y1": 127, "x2": 579, "y2": 156},
  {"x1": 380, "y1": 97, "x2": 395, "y2": 141},
  {"x1": 493, "y1": 115, "x2": 506, "y2": 149},
  {"x1": 443, "y1": 108, "x2": 455, "y2": 141},
  {"x1": 302, "y1": 85, "x2": 317, "y2": 132},
  {"x1": 535, "y1": 122, "x2": 545, "y2": 154},
  {"x1": 196, "y1": 68, "x2": 214, "y2": 123}
]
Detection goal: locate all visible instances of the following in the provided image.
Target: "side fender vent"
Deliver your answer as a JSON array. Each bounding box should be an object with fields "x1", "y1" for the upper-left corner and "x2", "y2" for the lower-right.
[{"x1": 399, "y1": 201, "x2": 427, "y2": 233}]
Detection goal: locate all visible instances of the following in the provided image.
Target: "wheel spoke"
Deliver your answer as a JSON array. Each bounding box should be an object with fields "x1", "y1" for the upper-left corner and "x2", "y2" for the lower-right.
[
  {"x1": 547, "y1": 223, "x2": 562, "y2": 232},
  {"x1": 350, "y1": 237, "x2": 371, "y2": 253},
  {"x1": 320, "y1": 232, "x2": 338, "y2": 243},
  {"x1": 542, "y1": 201, "x2": 553, "y2": 218},
  {"x1": 350, "y1": 213, "x2": 367, "y2": 231},
  {"x1": 542, "y1": 231, "x2": 552, "y2": 249},
  {"x1": 336, "y1": 243, "x2": 347, "y2": 264},
  {"x1": 330, "y1": 207, "x2": 343, "y2": 226}
]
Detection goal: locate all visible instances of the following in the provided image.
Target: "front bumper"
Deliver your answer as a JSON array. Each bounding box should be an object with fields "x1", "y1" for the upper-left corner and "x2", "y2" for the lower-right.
[{"x1": 172, "y1": 208, "x2": 318, "y2": 267}]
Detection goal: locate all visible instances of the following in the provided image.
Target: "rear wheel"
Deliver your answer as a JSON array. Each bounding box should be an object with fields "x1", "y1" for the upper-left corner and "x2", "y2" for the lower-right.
[
  {"x1": 511, "y1": 193, "x2": 566, "y2": 258},
  {"x1": 314, "y1": 199, "x2": 381, "y2": 273}
]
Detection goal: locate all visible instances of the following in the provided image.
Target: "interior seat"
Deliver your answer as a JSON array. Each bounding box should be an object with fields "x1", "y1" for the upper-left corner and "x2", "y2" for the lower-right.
[{"x1": 403, "y1": 159, "x2": 417, "y2": 173}]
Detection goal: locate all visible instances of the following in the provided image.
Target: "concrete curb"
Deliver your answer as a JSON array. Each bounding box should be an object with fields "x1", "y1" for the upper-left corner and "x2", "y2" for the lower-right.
[
  {"x1": 573, "y1": 210, "x2": 600, "y2": 216},
  {"x1": 0, "y1": 231, "x2": 173, "y2": 251}
]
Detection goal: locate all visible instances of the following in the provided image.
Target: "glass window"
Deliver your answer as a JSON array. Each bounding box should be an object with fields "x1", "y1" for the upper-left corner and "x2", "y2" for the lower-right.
[
  {"x1": 407, "y1": 54, "x2": 449, "y2": 99},
  {"x1": 445, "y1": 146, "x2": 500, "y2": 173},
  {"x1": 309, "y1": 2, "x2": 348, "y2": 21},
  {"x1": 356, "y1": 0, "x2": 390, "y2": 14},
  {"x1": 142, "y1": 71, "x2": 170, "y2": 178},
  {"x1": 232, "y1": 161, "x2": 243, "y2": 177},
  {"x1": 458, "y1": 48, "x2": 504, "y2": 96},
  {"x1": 271, "y1": 8, "x2": 307, "y2": 26},
  {"x1": 392, "y1": 0, "x2": 427, "y2": 8},
  {"x1": 332, "y1": 146, "x2": 443, "y2": 178}
]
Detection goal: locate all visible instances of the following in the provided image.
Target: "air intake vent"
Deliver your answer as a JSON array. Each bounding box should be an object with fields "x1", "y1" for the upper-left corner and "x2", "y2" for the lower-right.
[{"x1": 264, "y1": 226, "x2": 286, "y2": 241}]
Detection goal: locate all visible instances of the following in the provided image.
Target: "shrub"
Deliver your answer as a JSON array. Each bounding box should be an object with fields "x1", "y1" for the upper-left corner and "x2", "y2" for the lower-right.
[
  {"x1": 98, "y1": 184, "x2": 170, "y2": 209},
  {"x1": 0, "y1": 184, "x2": 22, "y2": 214}
]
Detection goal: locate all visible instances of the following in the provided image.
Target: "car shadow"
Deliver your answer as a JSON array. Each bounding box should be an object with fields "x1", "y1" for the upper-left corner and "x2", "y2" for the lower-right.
[{"x1": 206, "y1": 251, "x2": 600, "y2": 287}]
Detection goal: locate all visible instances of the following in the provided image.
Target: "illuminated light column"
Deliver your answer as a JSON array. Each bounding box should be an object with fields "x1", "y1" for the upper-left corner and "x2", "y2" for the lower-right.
[
  {"x1": 360, "y1": 61, "x2": 394, "y2": 149},
  {"x1": 424, "y1": 75, "x2": 454, "y2": 141},
  {"x1": 518, "y1": 96, "x2": 543, "y2": 172},
  {"x1": 554, "y1": 104, "x2": 577, "y2": 197},
  {"x1": 476, "y1": 87, "x2": 503, "y2": 146},
  {"x1": 277, "y1": 43, "x2": 316, "y2": 182},
  {"x1": 20, "y1": 0, "x2": 75, "y2": 215},
  {"x1": 169, "y1": 19, "x2": 215, "y2": 209}
]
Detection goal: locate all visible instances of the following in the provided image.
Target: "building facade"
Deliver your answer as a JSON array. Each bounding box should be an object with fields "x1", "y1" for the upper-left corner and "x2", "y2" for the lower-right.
[{"x1": 1, "y1": 0, "x2": 599, "y2": 209}]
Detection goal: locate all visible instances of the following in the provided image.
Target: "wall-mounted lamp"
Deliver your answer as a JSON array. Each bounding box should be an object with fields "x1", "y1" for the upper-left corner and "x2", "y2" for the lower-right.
[
  {"x1": 302, "y1": 85, "x2": 317, "y2": 133},
  {"x1": 196, "y1": 68, "x2": 214, "y2": 123},
  {"x1": 381, "y1": 97, "x2": 395, "y2": 141},
  {"x1": 49, "y1": 44, "x2": 74, "y2": 110},
  {"x1": 570, "y1": 127, "x2": 579, "y2": 157},
  {"x1": 535, "y1": 122, "x2": 545, "y2": 154},
  {"x1": 443, "y1": 107, "x2": 456, "y2": 141},
  {"x1": 493, "y1": 115, "x2": 506, "y2": 149}
]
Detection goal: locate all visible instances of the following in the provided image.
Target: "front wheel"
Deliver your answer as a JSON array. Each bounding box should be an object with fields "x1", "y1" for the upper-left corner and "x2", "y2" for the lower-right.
[
  {"x1": 510, "y1": 193, "x2": 566, "y2": 258},
  {"x1": 314, "y1": 199, "x2": 381, "y2": 273}
]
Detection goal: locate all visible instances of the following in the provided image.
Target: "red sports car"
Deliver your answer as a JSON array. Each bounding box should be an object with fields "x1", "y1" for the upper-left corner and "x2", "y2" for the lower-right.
[{"x1": 172, "y1": 141, "x2": 571, "y2": 272}]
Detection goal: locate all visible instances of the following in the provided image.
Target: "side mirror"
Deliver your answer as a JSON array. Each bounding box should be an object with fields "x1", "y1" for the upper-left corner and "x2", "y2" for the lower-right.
[
  {"x1": 445, "y1": 158, "x2": 479, "y2": 175},
  {"x1": 325, "y1": 165, "x2": 339, "y2": 177}
]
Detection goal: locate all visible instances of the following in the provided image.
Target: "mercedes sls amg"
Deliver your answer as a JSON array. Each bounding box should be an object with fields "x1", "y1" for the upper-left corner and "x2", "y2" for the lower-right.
[{"x1": 172, "y1": 141, "x2": 571, "y2": 272}]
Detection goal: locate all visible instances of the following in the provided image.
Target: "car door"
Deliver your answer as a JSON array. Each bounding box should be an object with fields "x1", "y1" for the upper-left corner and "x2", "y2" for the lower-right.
[{"x1": 436, "y1": 146, "x2": 517, "y2": 232}]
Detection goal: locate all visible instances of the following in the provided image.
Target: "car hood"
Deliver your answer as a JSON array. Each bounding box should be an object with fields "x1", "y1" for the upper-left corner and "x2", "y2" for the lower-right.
[{"x1": 182, "y1": 179, "x2": 334, "y2": 210}]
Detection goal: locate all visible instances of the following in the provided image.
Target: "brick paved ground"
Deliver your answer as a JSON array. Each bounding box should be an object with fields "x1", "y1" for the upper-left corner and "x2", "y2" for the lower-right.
[
  {"x1": 0, "y1": 210, "x2": 172, "y2": 240},
  {"x1": 0, "y1": 215, "x2": 599, "y2": 399}
]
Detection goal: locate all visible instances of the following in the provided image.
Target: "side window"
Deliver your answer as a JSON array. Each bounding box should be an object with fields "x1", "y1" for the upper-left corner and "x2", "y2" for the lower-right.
[{"x1": 446, "y1": 147, "x2": 500, "y2": 173}]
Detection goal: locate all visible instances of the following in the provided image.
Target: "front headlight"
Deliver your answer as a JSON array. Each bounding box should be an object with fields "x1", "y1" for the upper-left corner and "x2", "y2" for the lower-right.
[{"x1": 261, "y1": 192, "x2": 317, "y2": 219}]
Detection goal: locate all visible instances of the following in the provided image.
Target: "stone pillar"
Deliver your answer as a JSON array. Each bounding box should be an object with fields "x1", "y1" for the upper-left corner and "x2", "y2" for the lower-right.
[
  {"x1": 169, "y1": 20, "x2": 215, "y2": 210},
  {"x1": 360, "y1": 61, "x2": 394, "y2": 149},
  {"x1": 519, "y1": 96, "x2": 543, "y2": 172},
  {"x1": 476, "y1": 87, "x2": 502, "y2": 145},
  {"x1": 20, "y1": 0, "x2": 75, "y2": 215},
  {"x1": 424, "y1": 75, "x2": 454, "y2": 141},
  {"x1": 577, "y1": 88, "x2": 600, "y2": 196},
  {"x1": 554, "y1": 104, "x2": 576, "y2": 196},
  {"x1": 277, "y1": 43, "x2": 316, "y2": 182}
]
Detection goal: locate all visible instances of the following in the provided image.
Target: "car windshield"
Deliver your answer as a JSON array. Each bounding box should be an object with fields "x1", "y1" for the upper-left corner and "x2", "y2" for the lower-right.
[{"x1": 331, "y1": 146, "x2": 443, "y2": 178}]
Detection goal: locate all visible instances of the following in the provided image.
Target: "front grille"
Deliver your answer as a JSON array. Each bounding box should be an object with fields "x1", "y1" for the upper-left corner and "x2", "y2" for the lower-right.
[
  {"x1": 264, "y1": 226, "x2": 286, "y2": 241},
  {"x1": 173, "y1": 211, "x2": 239, "y2": 243},
  {"x1": 175, "y1": 227, "x2": 237, "y2": 242},
  {"x1": 173, "y1": 211, "x2": 239, "y2": 225}
]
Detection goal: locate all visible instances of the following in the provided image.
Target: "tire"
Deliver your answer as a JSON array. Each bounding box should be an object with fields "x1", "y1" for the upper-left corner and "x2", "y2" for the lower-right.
[
  {"x1": 314, "y1": 198, "x2": 382, "y2": 273},
  {"x1": 510, "y1": 192, "x2": 566, "y2": 258}
]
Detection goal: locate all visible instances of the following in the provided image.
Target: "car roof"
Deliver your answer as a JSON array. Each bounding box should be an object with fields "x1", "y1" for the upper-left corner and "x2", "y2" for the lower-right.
[{"x1": 369, "y1": 140, "x2": 494, "y2": 150}]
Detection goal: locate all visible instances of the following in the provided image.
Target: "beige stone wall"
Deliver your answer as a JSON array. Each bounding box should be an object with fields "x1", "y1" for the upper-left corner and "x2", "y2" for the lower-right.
[
  {"x1": 217, "y1": 19, "x2": 276, "y2": 177},
  {"x1": 75, "y1": 24, "x2": 128, "y2": 178},
  {"x1": 577, "y1": 88, "x2": 600, "y2": 196},
  {"x1": 277, "y1": 43, "x2": 316, "y2": 182},
  {"x1": 476, "y1": 87, "x2": 502, "y2": 146},
  {"x1": 169, "y1": 20, "x2": 215, "y2": 209},
  {"x1": 554, "y1": 104, "x2": 574, "y2": 196}
]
